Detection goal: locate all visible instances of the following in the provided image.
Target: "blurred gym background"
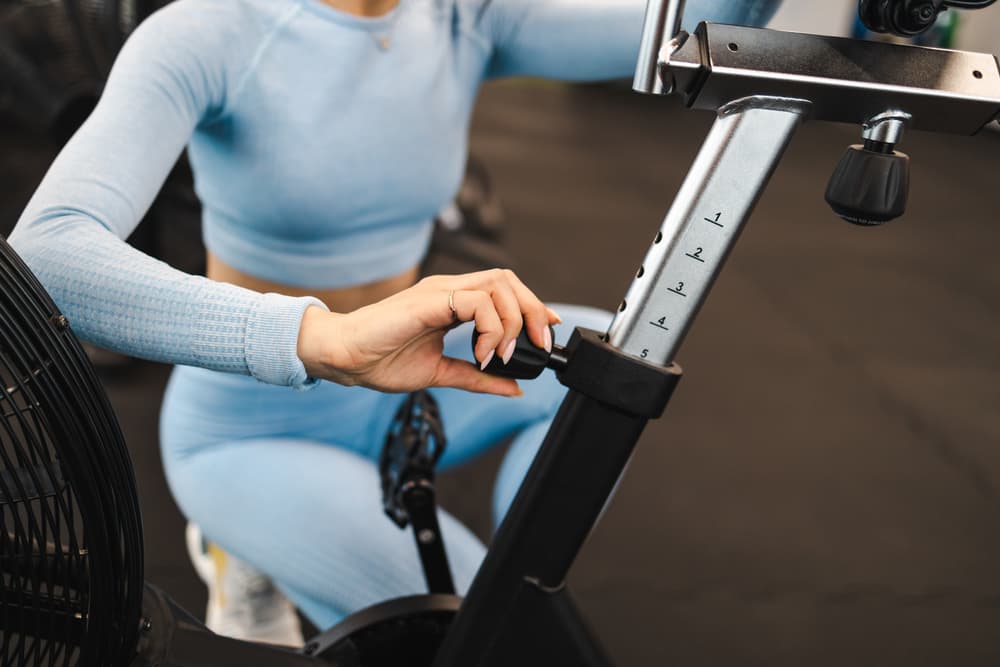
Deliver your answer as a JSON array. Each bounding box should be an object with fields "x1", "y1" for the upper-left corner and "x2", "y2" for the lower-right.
[{"x1": 2, "y1": 1, "x2": 1000, "y2": 664}]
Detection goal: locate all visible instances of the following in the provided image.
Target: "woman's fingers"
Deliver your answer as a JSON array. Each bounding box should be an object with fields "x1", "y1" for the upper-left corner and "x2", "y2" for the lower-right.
[
  {"x1": 452, "y1": 289, "x2": 504, "y2": 368},
  {"x1": 483, "y1": 273, "x2": 523, "y2": 361},
  {"x1": 432, "y1": 357, "x2": 522, "y2": 396},
  {"x1": 452, "y1": 269, "x2": 551, "y2": 352},
  {"x1": 447, "y1": 271, "x2": 521, "y2": 350},
  {"x1": 500, "y1": 269, "x2": 553, "y2": 352},
  {"x1": 318, "y1": 270, "x2": 556, "y2": 395},
  {"x1": 421, "y1": 269, "x2": 555, "y2": 365}
]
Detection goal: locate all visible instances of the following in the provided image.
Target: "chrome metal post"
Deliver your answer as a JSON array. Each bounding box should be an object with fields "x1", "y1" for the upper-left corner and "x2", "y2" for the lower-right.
[
  {"x1": 633, "y1": 0, "x2": 687, "y2": 94},
  {"x1": 607, "y1": 96, "x2": 810, "y2": 365}
]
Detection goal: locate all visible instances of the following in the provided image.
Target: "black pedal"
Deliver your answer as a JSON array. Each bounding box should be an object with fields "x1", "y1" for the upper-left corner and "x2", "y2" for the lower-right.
[{"x1": 379, "y1": 390, "x2": 455, "y2": 594}]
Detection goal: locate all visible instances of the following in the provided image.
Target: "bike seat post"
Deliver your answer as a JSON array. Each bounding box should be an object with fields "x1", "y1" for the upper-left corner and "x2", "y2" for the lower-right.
[{"x1": 607, "y1": 96, "x2": 808, "y2": 365}]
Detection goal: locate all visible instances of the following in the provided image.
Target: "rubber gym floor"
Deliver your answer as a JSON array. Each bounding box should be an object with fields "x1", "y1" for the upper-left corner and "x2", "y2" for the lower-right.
[{"x1": 3, "y1": 79, "x2": 1000, "y2": 666}]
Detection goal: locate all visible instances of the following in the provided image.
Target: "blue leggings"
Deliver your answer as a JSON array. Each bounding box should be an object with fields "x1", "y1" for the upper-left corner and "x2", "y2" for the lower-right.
[{"x1": 159, "y1": 304, "x2": 611, "y2": 630}]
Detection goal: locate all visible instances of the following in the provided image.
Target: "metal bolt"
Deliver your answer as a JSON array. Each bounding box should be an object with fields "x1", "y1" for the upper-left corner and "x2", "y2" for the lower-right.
[
  {"x1": 303, "y1": 641, "x2": 320, "y2": 655},
  {"x1": 141, "y1": 617, "x2": 152, "y2": 632},
  {"x1": 418, "y1": 529, "x2": 436, "y2": 544},
  {"x1": 51, "y1": 315, "x2": 69, "y2": 330},
  {"x1": 861, "y1": 110, "x2": 912, "y2": 145}
]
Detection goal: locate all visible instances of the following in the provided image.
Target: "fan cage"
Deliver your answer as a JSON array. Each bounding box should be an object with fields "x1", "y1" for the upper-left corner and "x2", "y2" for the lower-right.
[{"x1": 0, "y1": 237, "x2": 143, "y2": 667}]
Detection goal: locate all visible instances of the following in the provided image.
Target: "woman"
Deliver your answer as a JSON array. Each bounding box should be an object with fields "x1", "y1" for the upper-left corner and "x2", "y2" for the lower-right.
[{"x1": 10, "y1": 0, "x2": 783, "y2": 643}]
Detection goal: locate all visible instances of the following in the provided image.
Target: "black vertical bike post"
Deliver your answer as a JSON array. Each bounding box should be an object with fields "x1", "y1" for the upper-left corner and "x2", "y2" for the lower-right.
[{"x1": 432, "y1": 1, "x2": 1000, "y2": 665}]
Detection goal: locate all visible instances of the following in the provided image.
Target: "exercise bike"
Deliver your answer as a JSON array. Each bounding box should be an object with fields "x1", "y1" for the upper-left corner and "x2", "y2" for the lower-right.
[{"x1": 3, "y1": 0, "x2": 1000, "y2": 664}]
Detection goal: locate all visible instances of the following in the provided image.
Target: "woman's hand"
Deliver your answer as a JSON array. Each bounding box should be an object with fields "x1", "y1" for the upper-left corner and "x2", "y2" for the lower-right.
[{"x1": 296, "y1": 269, "x2": 561, "y2": 396}]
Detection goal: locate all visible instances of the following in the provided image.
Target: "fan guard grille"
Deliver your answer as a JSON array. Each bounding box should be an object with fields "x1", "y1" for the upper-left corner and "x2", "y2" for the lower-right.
[{"x1": 0, "y1": 237, "x2": 143, "y2": 667}]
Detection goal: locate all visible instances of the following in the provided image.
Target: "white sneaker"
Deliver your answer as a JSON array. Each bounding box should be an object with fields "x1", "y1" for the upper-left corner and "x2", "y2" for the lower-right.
[{"x1": 185, "y1": 522, "x2": 304, "y2": 647}]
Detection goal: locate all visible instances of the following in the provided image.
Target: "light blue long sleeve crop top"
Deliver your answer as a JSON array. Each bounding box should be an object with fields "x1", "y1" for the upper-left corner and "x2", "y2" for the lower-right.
[{"x1": 10, "y1": 0, "x2": 782, "y2": 388}]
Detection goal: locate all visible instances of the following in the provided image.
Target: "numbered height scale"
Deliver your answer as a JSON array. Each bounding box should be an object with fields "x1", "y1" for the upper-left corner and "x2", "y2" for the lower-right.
[{"x1": 608, "y1": 98, "x2": 808, "y2": 366}]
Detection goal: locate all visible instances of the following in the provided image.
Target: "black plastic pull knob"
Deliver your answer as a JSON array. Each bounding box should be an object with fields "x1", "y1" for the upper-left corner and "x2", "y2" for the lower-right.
[
  {"x1": 825, "y1": 143, "x2": 910, "y2": 226},
  {"x1": 472, "y1": 325, "x2": 555, "y2": 380},
  {"x1": 859, "y1": 0, "x2": 944, "y2": 37}
]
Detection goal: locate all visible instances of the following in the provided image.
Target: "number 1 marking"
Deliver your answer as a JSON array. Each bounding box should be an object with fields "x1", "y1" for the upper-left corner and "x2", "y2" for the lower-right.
[{"x1": 704, "y1": 212, "x2": 723, "y2": 227}]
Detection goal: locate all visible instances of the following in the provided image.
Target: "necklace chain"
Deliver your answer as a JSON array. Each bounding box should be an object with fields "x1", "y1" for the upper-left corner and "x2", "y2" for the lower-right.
[{"x1": 372, "y1": 4, "x2": 402, "y2": 51}]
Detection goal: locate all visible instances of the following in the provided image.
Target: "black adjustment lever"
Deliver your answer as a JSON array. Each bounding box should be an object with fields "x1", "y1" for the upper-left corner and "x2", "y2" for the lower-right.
[
  {"x1": 826, "y1": 110, "x2": 911, "y2": 226},
  {"x1": 471, "y1": 325, "x2": 566, "y2": 379}
]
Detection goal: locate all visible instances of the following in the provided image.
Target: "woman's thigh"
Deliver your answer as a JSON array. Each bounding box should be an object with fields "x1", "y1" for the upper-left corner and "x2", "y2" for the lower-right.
[
  {"x1": 160, "y1": 364, "x2": 394, "y2": 463},
  {"x1": 162, "y1": 437, "x2": 486, "y2": 628}
]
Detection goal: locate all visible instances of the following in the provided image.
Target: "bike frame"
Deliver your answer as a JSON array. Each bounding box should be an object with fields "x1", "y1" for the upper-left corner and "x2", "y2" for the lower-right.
[
  {"x1": 132, "y1": 3, "x2": 1000, "y2": 665},
  {"x1": 430, "y1": 3, "x2": 1000, "y2": 665}
]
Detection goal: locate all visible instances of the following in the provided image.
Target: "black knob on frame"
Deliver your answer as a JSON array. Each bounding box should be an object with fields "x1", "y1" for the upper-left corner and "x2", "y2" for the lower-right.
[
  {"x1": 472, "y1": 325, "x2": 556, "y2": 380},
  {"x1": 825, "y1": 143, "x2": 910, "y2": 226},
  {"x1": 859, "y1": 0, "x2": 944, "y2": 37}
]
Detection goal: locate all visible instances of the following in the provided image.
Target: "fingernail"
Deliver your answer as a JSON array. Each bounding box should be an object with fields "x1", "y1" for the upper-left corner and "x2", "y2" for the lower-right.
[
  {"x1": 501, "y1": 339, "x2": 516, "y2": 365},
  {"x1": 480, "y1": 349, "x2": 494, "y2": 371},
  {"x1": 511, "y1": 386, "x2": 524, "y2": 398},
  {"x1": 543, "y1": 327, "x2": 552, "y2": 353},
  {"x1": 547, "y1": 307, "x2": 563, "y2": 324}
]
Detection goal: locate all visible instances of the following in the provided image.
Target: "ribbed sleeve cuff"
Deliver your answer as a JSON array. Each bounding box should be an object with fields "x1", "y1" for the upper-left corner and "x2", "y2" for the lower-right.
[{"x1": 245, "y1": 293, "x2": 329, "y2": 389}]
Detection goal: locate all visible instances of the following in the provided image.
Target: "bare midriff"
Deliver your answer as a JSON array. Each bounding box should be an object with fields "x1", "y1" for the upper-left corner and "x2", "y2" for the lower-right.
[{"x1": 206, "y1": 251, "x2": 420, "y2": 313}]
